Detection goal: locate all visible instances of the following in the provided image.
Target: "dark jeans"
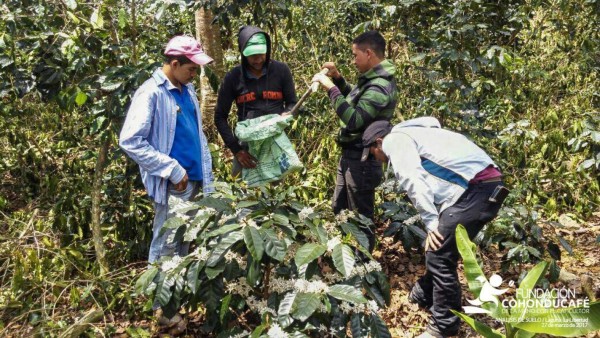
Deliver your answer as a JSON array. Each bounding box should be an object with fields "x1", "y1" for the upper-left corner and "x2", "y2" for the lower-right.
[
  {"x1": 332, "y1": 153, "x2": 383, "y2": 251},
  {"x1": 411, "y1": 181, "x2": 504, "y2": 336}
]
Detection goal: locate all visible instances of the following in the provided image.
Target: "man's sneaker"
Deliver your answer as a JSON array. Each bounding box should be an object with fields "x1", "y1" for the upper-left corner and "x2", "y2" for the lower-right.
[
  {"x1": 416, "y1": 332, "x2": 439, "y2": 338},
  {"x1": 408, "y1": 287, "x2": 432, "y2": 310},
  {"x1": 416, "y1": 325, "x2": 447, "y2": 338},
  {"x1": 157, "y1": 312, "x2": 184, "y2": 327}
]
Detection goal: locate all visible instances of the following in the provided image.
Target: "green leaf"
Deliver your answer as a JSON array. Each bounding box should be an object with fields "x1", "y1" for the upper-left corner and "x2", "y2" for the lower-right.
[
  {"x1": 206, "y1": 223, "x2": 242, "y2": 238},
  {"x1": 263, "y1": 228, "x2": 287, "y2": 261},
  {"x1": 511, "y1": 261, "x2": 548, "y2": 322},
  {"x1": 0, "y1": 56, "x2": 13, "y2": 68},
  {"x1": 219, "y1": 294, "x2": 231, "y2": 323},
  {"x1": 277, "y1": 223, "x2": 297, "y2": 239},
  {"x1": 292, "y1": 293, "x2": 321, "y2": 321},
  {"x1": 526, "y1": 246, "x2": 541, "y2": 258},
  {"x1": 90, "y1": 116, "x2": 107, "y2": 134},
  {"x1": 75, "y1": 91, "x2": 87, "y2": 106},
  {"x1": 410, "y1": 53, "x2": 427, "y2": 62},
  {"x1": 162, "y1": 216, "x2": 186, "y2": 230},
  {"x1": 547, "y1": 242, "x2": 561, "y2": 261},
  {"x1": 205, "y1": 264, "x2": 225, "y2": 279},
  {"x1": 452, "y1": 311, "x2": 505, "y2": 337},
  {"x1": 374, "y1": 271, "x2": 391, "y2": 305},
  {"x1": 278, "y1": 291, "x2": 297, "y2": 316},
  {"x1": 186, "y1": 261, "x2": 201, "y2": 292},
  {"x1": 455, "y1": 224, "x2": 486, "y2": 297},
  {"x1": 90, "y1": 7, "x2": 104, "y2": 29},
  {"x1": 156, "y1": 276, "x2": 175, "y2": 306},
  {"x1": 364, "y1": 281, "x2": 386, "y2": 308},
  {"x1": 203, "y1": 65, "x2": 221, "y2": 92},
  {"x1": 198, "y1": 278, "x2": 224, "y2": 313},
  {"x1": 244, "y1": 226, "x2": 264, "y2": 261},
  {"x1": 198, "y1": 197, "x2": 234, "y2": 213},
  {"x1": 558, "y1": 236, "x2": 574, "y2": 255},
  {"x1": 579, "y1": 159, "x2": 595, "y2": 170},
  {"x1": 100, "y1": 81, "x2": 122, "y2": 91},
  {"x1": 548, "y1": 259, "x2": 561, "y2": 282},
  {"x1": 341, "y1": 223, "x2": 370, "y2": 250},
  {"x1": 135, "y1": 267, "x2": 158, "y2": 295},
  {"x1": 273, "y1": 213, "x2": 290, "y2": 225},
  {"x1": 332, "y1": 244, "x2": 355, "y2": 278},
  {"x1": 407, "y1": 224, "x2": 427, "y2": 240},
  {"x1": 250, "y1": 324, "x2": 267, "y2": 338},
  {"x1": 514, "y1": 301, "x2": 600, "y2": 336},
  {"x1": 327, "y1": 284, "x2": 367, "y2": 304},
  {"x1": 236, "y1": 200, "x2": 259, "y2": 208},
  {"x1": 294, "y1": 243, "x2": 326, "y2": 267},
  {"x1": 514, "y1": 329, "x2": 536, "y2": 338},
  {"x1": 351, "y1": 313, "x2": 364, "y2": 337},
  {"x1": 370, "y1": 313, "x2": 392, "y2": 338},
  {"x1": 278, "y1": 291, "x2": 297, "y2": 328},
  {"x1": 246, "y1": 254, "x2": 262, "y2": 287},
  {"x1": 207, "y1": 231, "x2": 243, "y2": 267},
  {"x1": 315, "y1": 224, "x2": 329, "y2": 244}
]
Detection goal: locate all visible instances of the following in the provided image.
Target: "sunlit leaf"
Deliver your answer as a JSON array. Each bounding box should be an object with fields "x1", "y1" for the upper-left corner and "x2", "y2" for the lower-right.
[{"x1": 294, "y1": 243, "x2": 326, "y2": 267}]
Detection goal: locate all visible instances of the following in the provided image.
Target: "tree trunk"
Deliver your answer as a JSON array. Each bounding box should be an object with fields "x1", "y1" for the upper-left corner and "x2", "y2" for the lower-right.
[
  {"x1": 195, "y1": 7, "x2": 225, "y2": 143},
  {"x1": 91, "y1": 136, "x2": 110, "y2": 275}
]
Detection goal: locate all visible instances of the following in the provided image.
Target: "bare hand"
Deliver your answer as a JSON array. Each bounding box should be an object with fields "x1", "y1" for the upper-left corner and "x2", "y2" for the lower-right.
[
  {"x1": 311, "y1": 73, "x2": 335, "y2": 91},
  {"x1": 174, "y1": 173, "x2": 188, "y2": 192},
  {"x1": 321, "y1": 62, "x2": 341, "y2": 79},
  {"x1": 425, "y1": 229, "x2": 445, "y2": 251},
  {"x1": 235, "y1": 150, "x2": 258, "y2": 168}
]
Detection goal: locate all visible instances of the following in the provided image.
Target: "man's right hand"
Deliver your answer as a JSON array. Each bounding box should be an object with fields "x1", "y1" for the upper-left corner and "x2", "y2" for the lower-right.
[
  {"x1": 235, "y1": 150, "x2": 258, "y2": 168},
  {"x1": 173, "y1": 173, "x2": 189, "y2": 192},
  {"x1": 321, "y1": 62, "x2": 341, "y2": 80}
]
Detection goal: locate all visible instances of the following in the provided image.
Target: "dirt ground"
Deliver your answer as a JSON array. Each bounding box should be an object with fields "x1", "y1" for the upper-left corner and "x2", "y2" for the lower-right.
[
  {"x1": 124, "y1": 219, "x2": 599, "y2": 338},
  {"x1": 374, "y1": 218, "x2": 600, "y2": 338}
]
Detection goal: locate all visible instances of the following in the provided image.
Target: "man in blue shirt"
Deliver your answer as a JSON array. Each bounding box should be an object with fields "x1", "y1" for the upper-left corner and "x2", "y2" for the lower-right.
[{"x1": 120, "y1": 36, "x2": 214, "y2": 264}]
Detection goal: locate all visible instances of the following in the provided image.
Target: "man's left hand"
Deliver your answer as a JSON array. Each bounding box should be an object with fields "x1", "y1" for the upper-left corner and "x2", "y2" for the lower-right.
[
  {"x1": 425, "y1": 230, "x2": 444, "y2": 251},
  {"x1": 311, "y1": 73, "x2": 335, "y2": 91}
]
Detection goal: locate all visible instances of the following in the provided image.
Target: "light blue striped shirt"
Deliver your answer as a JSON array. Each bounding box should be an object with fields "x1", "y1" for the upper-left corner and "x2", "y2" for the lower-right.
[{"x1": 119, "y1": 68, "x2": 214, "y2": 205}]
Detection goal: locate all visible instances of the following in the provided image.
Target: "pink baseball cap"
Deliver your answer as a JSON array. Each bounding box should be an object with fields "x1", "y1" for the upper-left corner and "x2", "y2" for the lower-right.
[{"x1": 164, "y1": 35, "x2": 213, "y2": 66}]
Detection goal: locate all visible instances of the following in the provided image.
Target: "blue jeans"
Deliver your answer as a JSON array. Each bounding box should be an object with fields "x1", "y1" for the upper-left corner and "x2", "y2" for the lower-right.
[{"x1": 148, "y1": 181, "x2": 200, "y2": 263}]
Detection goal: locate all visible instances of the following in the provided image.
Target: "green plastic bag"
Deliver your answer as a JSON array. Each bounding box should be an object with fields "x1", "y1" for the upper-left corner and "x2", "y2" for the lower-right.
[{"x1": 235, "y1": 114, "x2": 304, "y2": 187}]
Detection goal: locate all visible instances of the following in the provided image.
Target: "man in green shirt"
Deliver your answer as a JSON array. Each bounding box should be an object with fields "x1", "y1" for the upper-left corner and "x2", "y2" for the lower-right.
[{"x1": 312, "y1": 30, "x2": 399, "y2": 251}]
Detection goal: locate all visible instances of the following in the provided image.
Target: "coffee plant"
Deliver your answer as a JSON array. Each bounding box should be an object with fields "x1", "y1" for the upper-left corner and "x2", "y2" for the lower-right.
[{"x1": 135, "y1": 182, "x2": 392, "y2": 337}]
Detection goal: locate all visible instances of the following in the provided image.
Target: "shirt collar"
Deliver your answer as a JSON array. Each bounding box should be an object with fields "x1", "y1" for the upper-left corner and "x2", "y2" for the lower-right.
[
  {"x1": 152, "y1": 68, "x2": 189, "y2": 92},
  {"x1": 245, "y1": 66, "x2": 267, "y2": 79}
]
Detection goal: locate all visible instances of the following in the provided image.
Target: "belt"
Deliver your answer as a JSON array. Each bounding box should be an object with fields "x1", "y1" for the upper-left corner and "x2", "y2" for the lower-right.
[{"x1": 478, "y1": 177, "x2": 502, "y2": 184}]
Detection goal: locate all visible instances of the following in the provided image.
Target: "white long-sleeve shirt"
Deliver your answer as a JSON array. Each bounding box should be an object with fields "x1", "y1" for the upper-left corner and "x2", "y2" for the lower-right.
[
  {"x1": 119, "y1": 69, "x2": 214, "y2": 205},
  {"x1": 382, "y1": 117, "x2": 498, "y2": 232}
]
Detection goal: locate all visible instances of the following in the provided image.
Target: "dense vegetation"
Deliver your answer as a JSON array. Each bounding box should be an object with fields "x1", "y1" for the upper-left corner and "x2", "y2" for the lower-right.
[{"x1": 0, "y1": 0, "x2": 598, "y2": 336}]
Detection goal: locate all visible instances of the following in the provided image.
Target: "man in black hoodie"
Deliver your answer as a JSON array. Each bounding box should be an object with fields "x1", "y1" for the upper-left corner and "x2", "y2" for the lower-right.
[{"x1": 215, "y1": 26, "x2": 297, "y2": 175}]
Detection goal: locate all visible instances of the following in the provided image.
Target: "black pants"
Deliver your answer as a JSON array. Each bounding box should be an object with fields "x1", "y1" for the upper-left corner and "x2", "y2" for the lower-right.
[
  {"x1": 332, "y1": 154, "x2": 383, "y2": 251},
  {"x1": 411, "y1": 181, "x2": 504, "y2": 336}
]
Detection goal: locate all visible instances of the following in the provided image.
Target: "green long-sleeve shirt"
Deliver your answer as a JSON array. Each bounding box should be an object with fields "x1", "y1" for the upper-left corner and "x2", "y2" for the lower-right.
[{"x1": 328, "y1": 59, "x2": 399, "y2": 149}]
